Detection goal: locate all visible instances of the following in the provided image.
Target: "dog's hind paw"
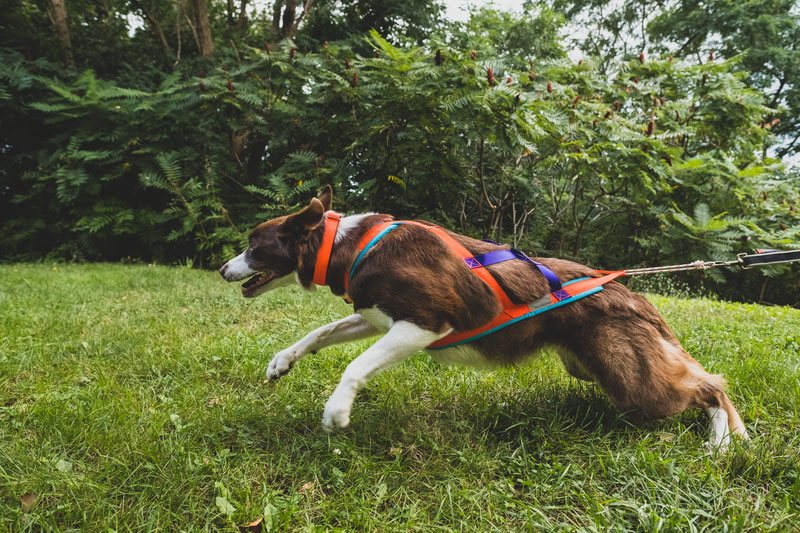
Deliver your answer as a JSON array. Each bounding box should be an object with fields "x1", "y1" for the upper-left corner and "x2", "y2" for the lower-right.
[{"x1": 267, "y1": 349, "x2": 297, "y2": 380}]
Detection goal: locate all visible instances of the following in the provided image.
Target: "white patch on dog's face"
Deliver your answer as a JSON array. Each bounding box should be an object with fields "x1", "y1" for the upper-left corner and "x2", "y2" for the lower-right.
[
  {"x1": 220, "y1": 250, "x2": 256, "y2": 281},
  {"x1": 335, "y1": 213, "x2": 375, "y2": 243}
]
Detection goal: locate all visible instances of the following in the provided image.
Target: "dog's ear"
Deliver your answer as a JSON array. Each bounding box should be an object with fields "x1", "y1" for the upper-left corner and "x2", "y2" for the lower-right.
[
  {"x1": 285, "y1": 197, "x2": 325, "y2": 234},
  {"x1": 317, "y1": 184, "x2": 333, "y2": 212}
]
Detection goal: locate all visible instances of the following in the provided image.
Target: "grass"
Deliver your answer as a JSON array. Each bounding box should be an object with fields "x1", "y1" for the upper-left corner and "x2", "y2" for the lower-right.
[{"x1": 1, "y1": 263, "x2": 799, "y2": 532}]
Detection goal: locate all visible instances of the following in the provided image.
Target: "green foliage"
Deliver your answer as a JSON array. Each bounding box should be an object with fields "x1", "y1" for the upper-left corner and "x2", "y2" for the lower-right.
[{"x1": 1, "y1": 2, "x2": 799, "y2": 305}]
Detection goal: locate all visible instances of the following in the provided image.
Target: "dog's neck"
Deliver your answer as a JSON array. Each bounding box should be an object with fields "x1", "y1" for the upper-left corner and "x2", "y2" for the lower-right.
[{"x1": 297, "y1": 212, "x2": 393, "y2": 296}]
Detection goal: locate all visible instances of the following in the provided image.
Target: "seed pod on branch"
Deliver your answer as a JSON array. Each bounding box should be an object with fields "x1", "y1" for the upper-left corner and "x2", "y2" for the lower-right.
[
  {"x1": 647, "y1": 118, "x2": 655, "y2": 136},
  {"x1": 573, "y1": 95, "x2": 580, "y2": 108},
  {"x1": 528, "y1": 69, "x2": 534, "y2": 81},
  {"x1": 222, "y1": 64, "x2": 228, "y2": 71},
  {"x1": 264, "y1": 42, "x2": 270, "y2": 54},
  {"x1": 614, "y1": 100, "x2": 620, "y2": 111},
  {"x1": 604, "y1": 110, "x2": 612, "y2": 120},
  {"x1": 654, "y1": 96, "x2": 659, "y2": 107},
  {"x1": 708, "y1": 50, "x2": 714, "y2": 61},
  {"x1": 639, "y1": 51, "x2": 645, "y2": 64},
  {"x1": 487, "y1": 67, "x2": 495, "y2": 86},
  {"x1": 435, "y1": 49, "x2": 442, "y2": 65},
  {"x1": 593, "y1": 118, "x2": 598, "y2": 127},
  {"x1": 227, "y1": 79, "x2": 234, "y2": 92},
  {"x1": 547, "y1": 81, "x2": 552, "y2": 93},
  {"x1": 471, "y1": 50, "x2": 477, "y2": 60},
  {"x1": 702, "y1": 73, "x2": 707, "y2": 85},
  {"x1": 669, "y1": 55, "x2": 673, "y2": 62},
  {"x1": 375, "y1": 51, "x2": 380, "y2": 58},
  {"x1": 578, "y1": 59, "x2": 583, "y2": 65},
  {"x1": 351, "y1": 72, "x2": 358, "y2": 87},
  {"x1": 345, "y1": 58, "x2": 351, "y2": 70},
  {"x1": 633, "y1": 76, "x2": 638, "y2": 84},
  {"x1": 507, "y1": 76, "x2": 513, "y2": 85},
  {"x1": 660, "y1": 97, "x2": 665, "y2": 106},
  {"x1": 290, "y1": 47, "x2": 295, "y2": 59}
]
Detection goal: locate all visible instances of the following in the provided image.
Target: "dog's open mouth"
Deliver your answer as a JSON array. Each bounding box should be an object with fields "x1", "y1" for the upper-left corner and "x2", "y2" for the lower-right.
[{"x1": 241, "y1": 272, "x2": 276, "y2": 297}]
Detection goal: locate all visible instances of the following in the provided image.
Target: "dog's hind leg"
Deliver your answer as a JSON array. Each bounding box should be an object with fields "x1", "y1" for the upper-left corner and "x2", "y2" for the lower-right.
[
  {"x1": 267, "y1": 314, "x2": 380, "y2": 380},
  {"x1": 565, "y1": 313, "x2": 748, "y2": 450},
  {"x1": 322, "y1": 321, "x2": 448, "y2": 432}
]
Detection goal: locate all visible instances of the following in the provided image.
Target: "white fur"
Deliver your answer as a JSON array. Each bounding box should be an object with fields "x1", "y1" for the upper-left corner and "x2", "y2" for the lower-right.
[
  {"x1": 221, "y1": 250, "x2": 256, "y2": 281},
  {"x1": 334, "y1": 213, "x2": 375, "y2": 243},
  {"x1": 357, "y1": 306, "x2": 394, "y2": 332},
  {"x1": 705, "y1": 406, "x2": 730, "y2": 450},
  {"x1": 322, "y1": 320, "x2": 449, "y2": 432},
  {"x1": 267, "y1": 314, "x2": 379, "y2": 380},
  {"x1": 427, "y1": 344, "x2": 492, "y2": 368}
]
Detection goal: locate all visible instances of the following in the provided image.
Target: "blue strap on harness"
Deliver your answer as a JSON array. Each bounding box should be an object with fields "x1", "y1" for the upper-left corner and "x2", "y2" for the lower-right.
[{"x1": 467, "y1": 248, "x2": 563, "y2": 295}]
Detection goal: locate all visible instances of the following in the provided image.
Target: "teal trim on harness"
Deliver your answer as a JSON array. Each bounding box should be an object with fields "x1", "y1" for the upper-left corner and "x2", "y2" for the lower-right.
[
  {"x1": 428, "y1": 284, "x2": 604, "y2": 350},
  {"x1": 348, "y1": 222, "x2": 400, "y2": 284}
]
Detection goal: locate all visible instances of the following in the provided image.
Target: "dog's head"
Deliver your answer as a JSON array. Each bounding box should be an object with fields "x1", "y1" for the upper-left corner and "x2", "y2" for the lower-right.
[{"x1": 219, "y1": 185, "x2": 333, "y2": 298}]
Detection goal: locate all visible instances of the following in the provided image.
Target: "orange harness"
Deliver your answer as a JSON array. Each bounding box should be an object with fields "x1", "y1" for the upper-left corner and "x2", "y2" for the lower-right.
[{"x1": 313, "y1": 211, "x2": 624, "y2": 350}]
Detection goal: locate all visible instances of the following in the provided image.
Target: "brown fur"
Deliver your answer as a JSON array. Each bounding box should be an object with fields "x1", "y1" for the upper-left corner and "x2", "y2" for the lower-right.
[{"x1": 243, "y1": 187, "x2": 746, "y2": 433}]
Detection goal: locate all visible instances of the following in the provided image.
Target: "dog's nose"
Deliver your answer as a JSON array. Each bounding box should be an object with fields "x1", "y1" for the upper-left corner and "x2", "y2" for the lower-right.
[{"x1": 219, "y1": 264, "x2": 228, "y2": 278}]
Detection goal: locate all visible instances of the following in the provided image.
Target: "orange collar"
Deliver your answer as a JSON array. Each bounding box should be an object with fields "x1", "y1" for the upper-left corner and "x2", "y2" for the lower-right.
[{"x1": 312, "y1": 211, "x2": 342, "y2": 286}]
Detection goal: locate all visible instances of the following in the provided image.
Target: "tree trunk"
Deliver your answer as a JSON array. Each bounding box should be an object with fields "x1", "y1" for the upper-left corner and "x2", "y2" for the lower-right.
[
  {"x1": 271, "y1": 0, "x2": 283, "y2": 36},
  {"x1": 235, "y1": 0, "x2": 248, "y2": 31},
  {"x1": 50, "y1": 0, "x2": 75, "y2": 68},
  {"x1": 281, "y1": 0, "x2": 297, "y2": 38},
  {"x1": 191, "y1": 0, "x2": 214, "y2": 58},
  {"x1": 132, "y1": 0, "x2": 172, "y2": 56}
]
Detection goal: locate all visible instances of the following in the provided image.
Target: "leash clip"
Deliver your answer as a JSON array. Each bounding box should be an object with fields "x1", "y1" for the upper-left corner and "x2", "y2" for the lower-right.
[{"x1": 736, "y1": 253, "x2": 750, "y2": 269}]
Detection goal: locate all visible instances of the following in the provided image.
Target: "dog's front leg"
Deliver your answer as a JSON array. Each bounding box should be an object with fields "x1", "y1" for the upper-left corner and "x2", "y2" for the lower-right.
[
  {"x1": 322, "y1": 321, "x2": 448, "y2": 432},
  {"x1": 267, "y1": 314, "x2": 380, "y2": 380}
]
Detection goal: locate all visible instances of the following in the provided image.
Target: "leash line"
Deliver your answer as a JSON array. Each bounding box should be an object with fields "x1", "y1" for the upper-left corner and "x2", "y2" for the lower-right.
[{"x1": 601, "y1": 249, "x2": 800, "y2": 277}]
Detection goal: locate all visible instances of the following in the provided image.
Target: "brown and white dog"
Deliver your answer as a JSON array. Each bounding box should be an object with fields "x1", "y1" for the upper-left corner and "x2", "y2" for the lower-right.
[{"x1": 219, "y1": 186, "x2": 748, "y2": 448}]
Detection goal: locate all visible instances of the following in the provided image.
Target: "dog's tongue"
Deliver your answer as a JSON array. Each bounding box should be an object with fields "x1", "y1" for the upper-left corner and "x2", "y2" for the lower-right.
[{"x1": 241, "y1": 272, "x2": 275, "y2": 296}]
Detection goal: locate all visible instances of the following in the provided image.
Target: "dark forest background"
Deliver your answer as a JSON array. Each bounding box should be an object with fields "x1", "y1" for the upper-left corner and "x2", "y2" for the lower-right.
[{"x1": 1, "y1": 0, "x2": 798, "y2": 304}]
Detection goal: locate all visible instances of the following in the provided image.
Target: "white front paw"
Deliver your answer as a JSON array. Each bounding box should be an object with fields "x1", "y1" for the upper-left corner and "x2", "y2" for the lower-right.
[
  {"x1": 267, "y1": 349, "x2": 297, "y2": 380},
  {"x1": 322, "y1": 398, "x2": 351, "y2": 433}
]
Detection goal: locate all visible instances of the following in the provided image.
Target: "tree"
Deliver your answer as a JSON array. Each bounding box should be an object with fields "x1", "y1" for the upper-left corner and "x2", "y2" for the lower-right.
[
  {"x1": 50, "y1": 0, "x2": 75, "y2": 68},
  {"x1": 554, "y1": 0, "x2": 800, "y2": 158},
  {"x1": 191, "y1": 0, "x2": 213, "y2": 58}
]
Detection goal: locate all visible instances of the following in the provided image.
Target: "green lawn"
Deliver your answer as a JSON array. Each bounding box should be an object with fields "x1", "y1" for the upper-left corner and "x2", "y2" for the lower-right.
[{"x1": 1, "y1": 264, "x2": 799, "y2": 531}]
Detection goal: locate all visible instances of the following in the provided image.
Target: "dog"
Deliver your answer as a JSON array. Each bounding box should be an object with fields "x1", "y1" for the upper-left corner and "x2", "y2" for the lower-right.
[{"x1": 219, "y1": 185, "x2": 748, "y2": 448}]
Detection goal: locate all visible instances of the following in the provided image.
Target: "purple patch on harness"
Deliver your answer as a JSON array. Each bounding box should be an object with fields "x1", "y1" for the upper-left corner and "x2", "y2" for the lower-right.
[
  {"x1": 551, "y1": 288, "x2": 570, "y2": 301},
  {"x1": 464, "y1": 257, "x2": 481, "y2": 269}
]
